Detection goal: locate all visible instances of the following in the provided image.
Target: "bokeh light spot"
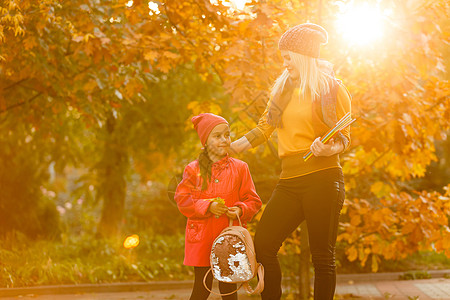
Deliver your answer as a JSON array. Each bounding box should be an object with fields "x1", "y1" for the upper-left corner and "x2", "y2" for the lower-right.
[{"x1": 124, "y1": 234, "x2": 140, "y2": 249}]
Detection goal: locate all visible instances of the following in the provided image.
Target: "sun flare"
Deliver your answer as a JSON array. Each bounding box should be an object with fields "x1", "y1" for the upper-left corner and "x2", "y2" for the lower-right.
[
  {"x1": 336, "y1": 3, "x2": 387, "y2": 46},
  {"x1": 123, "y1": 234, "x2": 140, "y2": 249},
  {"x1": 229, "y1": 0, "x2": 249, "y2": 11}
]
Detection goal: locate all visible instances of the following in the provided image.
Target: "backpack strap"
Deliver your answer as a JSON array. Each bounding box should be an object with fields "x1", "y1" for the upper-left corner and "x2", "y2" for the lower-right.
[
  {"x1": 205, "y1": 211, "x2": 264, "y2": 296},
  {"x1": 228, "y1": 211, "x2": 243, "y2": 227},
  {"x1": 202, "y1": 268, "x2": 243, "y2": 296},
  {"x1": 242, "y1": 262, "x2": 265, "y2": 295}
]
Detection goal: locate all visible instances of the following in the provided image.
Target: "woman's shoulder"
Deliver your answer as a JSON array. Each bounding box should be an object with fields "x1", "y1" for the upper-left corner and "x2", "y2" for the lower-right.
[{"x1": 337, "y1": 81, "x2": 351, "y2": 99}]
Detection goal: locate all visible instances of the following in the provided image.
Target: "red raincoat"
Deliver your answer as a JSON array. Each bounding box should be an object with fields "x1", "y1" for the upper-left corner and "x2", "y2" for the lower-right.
[{"x1": 175, "y1": 155, "x2": 262, "y2": 266}]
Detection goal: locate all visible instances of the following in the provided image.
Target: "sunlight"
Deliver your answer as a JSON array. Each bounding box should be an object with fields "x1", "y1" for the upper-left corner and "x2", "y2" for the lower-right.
[
  {"x1": 336, "y1": 3, "x2": 386, "y2": 46},
  {"x1": 230, "y1": 0, "x2": 249, "y2": 10},
  {"x1": 123, "y1": 234, "x2": 140, "y2": 249},
  {"x1": 124, "y1": 1, "x2": 159, "y2": 15},
  {"x1": 148, "y1": 1, "x2": 160, "y2": 15}
]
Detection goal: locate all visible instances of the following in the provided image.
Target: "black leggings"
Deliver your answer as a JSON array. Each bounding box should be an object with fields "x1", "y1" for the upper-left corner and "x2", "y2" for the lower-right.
[
  {"x1": 189, "y1": 266, "x2": 238, "y2": 300},
  {"x1": 254, "y1": 168, "x2": 345, "y2": 300}
]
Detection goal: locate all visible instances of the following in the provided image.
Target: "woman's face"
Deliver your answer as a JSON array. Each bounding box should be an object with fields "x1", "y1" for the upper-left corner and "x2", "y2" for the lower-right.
[
  {"x1": 281, "y1": 50, "x2": 299, "y2": 79},
  {"x1": 206, "y1": 123, "x2": 231, "y2": 161}
]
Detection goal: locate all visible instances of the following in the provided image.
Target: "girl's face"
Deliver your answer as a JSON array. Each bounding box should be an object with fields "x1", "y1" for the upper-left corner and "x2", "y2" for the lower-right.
[
  {"x1": 206, "y1": 123, "x2": 231, "y2": 162},
  {"x1": 281, "y1": 50, "x2": 299, "y2": 79}
]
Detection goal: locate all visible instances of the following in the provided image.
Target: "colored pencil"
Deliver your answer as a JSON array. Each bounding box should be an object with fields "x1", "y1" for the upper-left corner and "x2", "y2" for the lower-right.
[{"x1": 303, "y1": 114, "x2": 355, "y2": 162}]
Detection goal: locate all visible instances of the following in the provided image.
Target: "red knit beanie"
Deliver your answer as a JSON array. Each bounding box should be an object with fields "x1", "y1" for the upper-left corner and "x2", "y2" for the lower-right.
[
  {"x1": 191, "y1": 113, "x2": 229, "y2": 146},
  {"x1": 278, "y1": 23, "x2": 328, "y2": 58}
]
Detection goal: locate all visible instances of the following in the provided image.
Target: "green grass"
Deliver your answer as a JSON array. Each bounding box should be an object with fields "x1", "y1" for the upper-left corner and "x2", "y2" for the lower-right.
[
  {"x1": 0, "y1": 232, "x2": 192, "y2": 288},
  {"x1": 1, "y1": 231, "x2": 449, "y2": 289},
  {"x1": 399, "y1": 271, "x2": 432, "y2": 280}
]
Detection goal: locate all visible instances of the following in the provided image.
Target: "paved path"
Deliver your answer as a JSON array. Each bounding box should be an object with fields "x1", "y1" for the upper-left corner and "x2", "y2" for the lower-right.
[
  {"x1": 1, "y1": 276, "x2": 449, "y2": 299},
  {"x1": 336, "y1": 278, "x2": 450, "y2": 299},
  {"x1": 0, "y1": 289, "x2": 255, "y2": 300}
]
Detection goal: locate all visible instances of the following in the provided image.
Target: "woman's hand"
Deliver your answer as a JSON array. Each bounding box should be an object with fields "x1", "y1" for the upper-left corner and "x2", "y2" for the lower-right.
[
  {"x1": 310, "y1": 138, "x2": 344, "y2": 157},
  {"x1": 226, "y1": 206, "x2": 242, "y2": 219},
  {"x1": 209, "y1": 202, "x2": 228, "y2": 218}
]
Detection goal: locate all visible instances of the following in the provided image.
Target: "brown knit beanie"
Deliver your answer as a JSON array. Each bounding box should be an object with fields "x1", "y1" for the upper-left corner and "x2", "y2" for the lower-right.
[{"x1": 278, "y1": 23, "x2": 328, "y2": 58}]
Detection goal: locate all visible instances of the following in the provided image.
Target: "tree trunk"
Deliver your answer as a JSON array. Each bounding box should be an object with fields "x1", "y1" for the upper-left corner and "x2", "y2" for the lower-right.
[
  {"x1": 299, "y1": 222, "x2": 311, "y2": 300},
  {"x1": 97, "y1": 115, "x2": 128, "y2": 237}
]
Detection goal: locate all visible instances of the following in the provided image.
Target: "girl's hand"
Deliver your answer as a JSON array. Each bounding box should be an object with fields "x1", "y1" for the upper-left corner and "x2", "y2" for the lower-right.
[
  {"x1": 310, "y1": 138, "x2": 344, "y2": 157},
  {"x1": 226, "y1": 206, "x2": 242, "y2": 219},
  {"x1": 209, "y1": 202, "x2": 228, "y2": 217}
]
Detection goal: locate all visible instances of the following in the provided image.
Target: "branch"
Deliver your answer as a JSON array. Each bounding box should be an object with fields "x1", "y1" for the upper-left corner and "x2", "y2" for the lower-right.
[
  {"x1": 3, "y1": 78, "x2": 29, "y2": 90},
  {"x1": 350, "y1": 231, "x2": 379, "y2": 244},
  {"x1": 0, "y1": 92, "x2": 43, "y2": 114},
  {"x1": 369, "y1": 149, "x2": 390, "y2": 167}
]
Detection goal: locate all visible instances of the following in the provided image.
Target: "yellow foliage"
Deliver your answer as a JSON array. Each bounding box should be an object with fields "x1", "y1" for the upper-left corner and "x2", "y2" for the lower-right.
[
  {"x1": 144, "y1": 51, "x2": 158, "y2": 61},
  {"x1": 350, "y1": 215, "x2": 361, "y2": 226},
  {"x1": 347, "y1": 246, "x2": 357, "y2": 262},
  {"x1": 0, "y1": 0, "x2": 448, "y2": 274},
  {"x1": 340, "y1": 185, "x2": 450, "y2": 266}
]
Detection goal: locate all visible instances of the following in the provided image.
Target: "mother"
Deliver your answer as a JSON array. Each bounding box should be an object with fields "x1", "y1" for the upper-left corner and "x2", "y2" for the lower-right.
[{"x1": 230, "y1": 23, "x2": 351, "y2": 300}]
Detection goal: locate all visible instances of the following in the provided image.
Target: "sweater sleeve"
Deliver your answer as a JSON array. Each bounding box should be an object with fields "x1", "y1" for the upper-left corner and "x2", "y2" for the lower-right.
[
  {"x1": 336, "y1": 83, "x2": 352, "y2": 151},
  {"x1": 233, "y1": 162, "x2": 262, "y2": 223},
  {"x1": 244, "y1": 100, "x2": 276, "y2": 148},
  {"x1": 174, "y1": 164, "x2": 212, "y2": 219}
]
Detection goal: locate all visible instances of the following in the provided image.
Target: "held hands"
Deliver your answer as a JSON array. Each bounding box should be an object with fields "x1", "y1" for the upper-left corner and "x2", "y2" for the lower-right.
[
  {"x1": 310, "y1": 138, "x2": 344, "y2": 157},
  {"x1": 226, "y1": 206, "x2": 242, "y2": 220}
]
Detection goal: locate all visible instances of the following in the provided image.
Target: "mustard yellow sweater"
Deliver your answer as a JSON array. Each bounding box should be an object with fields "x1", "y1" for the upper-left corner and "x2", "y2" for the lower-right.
[{"x1": 245, "y1": 83, "x2": 352, "y2": 179}]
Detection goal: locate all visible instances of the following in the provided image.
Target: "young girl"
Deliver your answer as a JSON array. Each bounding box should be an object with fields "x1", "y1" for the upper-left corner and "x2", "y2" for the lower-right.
[{"x1": 175, "y1": 113, "x2": 262, "y2": 300}]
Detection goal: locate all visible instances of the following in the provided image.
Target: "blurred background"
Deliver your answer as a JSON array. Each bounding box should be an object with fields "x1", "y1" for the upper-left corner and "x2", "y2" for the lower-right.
[{"x1": 0, "y1": 0, "x2": 449, "y2": 296}]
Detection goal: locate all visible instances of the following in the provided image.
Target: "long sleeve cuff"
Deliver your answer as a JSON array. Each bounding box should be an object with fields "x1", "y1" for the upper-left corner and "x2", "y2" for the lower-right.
[
  {"x1": 244, "y1": 128, "x2": 267, "y2": 148},
  {"x1": 335, "y1": 132, "x2": 350, "y2": 152},
  {"x1": 234, "y1": 201, "x2": 249, "y2": 222}
]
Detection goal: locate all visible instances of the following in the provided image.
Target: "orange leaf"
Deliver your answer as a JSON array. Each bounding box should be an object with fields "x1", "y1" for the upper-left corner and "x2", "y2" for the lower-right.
[
  {"x1": 401, "y1": 222, "x2": 415, "y2": 235},
  {"x1": 347, "y1": 246, "x2": 357, "y2": 262},
  {"x1": 350, "y1": 214, "x2": 361, "y2": 226},
  {"x1": 144, "y1": 51, "x2": 158, "y2": 61}
]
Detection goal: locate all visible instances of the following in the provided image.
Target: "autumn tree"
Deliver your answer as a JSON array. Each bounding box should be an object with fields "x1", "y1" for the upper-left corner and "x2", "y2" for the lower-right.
[
  {"x1": 159, "y1": 0, "x2": 450, "y2": 271},
  {"x1": 1, "y1": 0, "x2": 449, "y2": 276},
  {"x1": 329, "y1": 0, "x2": 450, "y2": 268},
  {"x1": 0, "y1": 0, "x2": 225, "y2": 236}
]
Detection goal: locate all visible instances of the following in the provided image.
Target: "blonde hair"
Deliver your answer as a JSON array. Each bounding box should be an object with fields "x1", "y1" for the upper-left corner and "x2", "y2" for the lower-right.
[{"x1": 271, "y1": 51, "x2": 334, "y2": 101}]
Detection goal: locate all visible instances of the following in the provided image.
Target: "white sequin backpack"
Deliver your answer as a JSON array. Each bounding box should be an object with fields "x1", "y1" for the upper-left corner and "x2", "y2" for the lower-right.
[{"x1": 203, "y1": 212, "x2": 264, "y2": 296}]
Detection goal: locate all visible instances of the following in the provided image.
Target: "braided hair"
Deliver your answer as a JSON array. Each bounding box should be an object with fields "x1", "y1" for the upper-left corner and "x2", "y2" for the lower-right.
[{"x1": 198, "y1": 147, "x2": 213, "y2": 191}]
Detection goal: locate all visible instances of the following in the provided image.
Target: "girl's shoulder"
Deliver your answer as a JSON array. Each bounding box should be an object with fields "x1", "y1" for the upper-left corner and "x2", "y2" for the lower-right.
[
  {"x1": 184, "y1": 160, "x2": 200, "y2": 172},
  {"x1": 228, "y1": 157, "x2": 248, "y2": 168}
]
